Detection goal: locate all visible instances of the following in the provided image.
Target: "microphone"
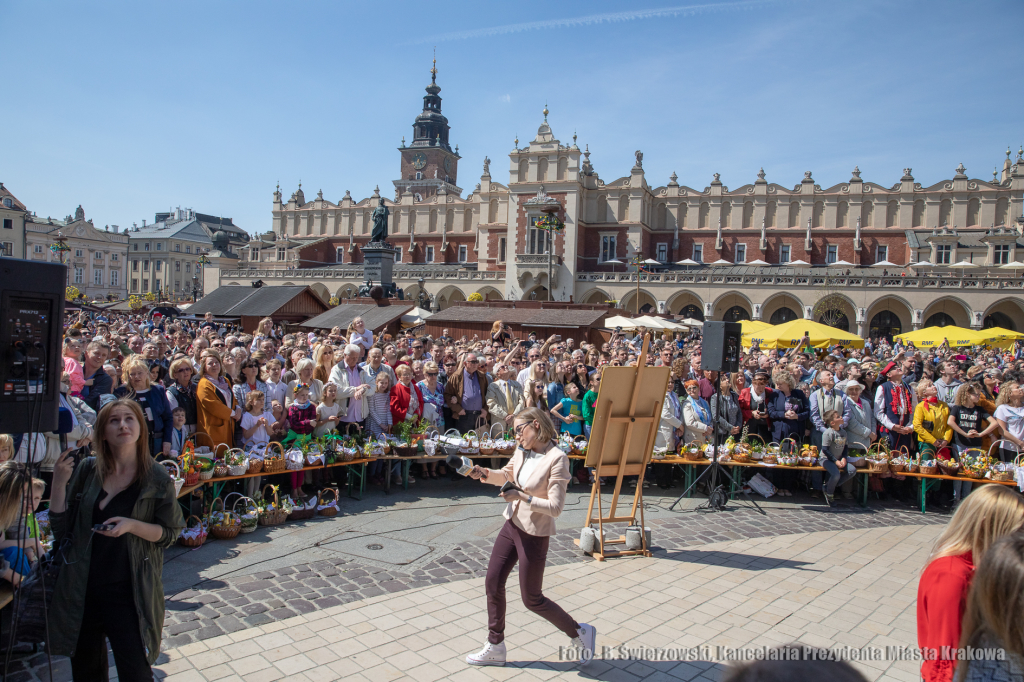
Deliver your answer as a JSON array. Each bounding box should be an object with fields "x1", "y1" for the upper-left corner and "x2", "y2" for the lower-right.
[{"x1": 446, "y1": 454, "x2": 475, "y2": 476}]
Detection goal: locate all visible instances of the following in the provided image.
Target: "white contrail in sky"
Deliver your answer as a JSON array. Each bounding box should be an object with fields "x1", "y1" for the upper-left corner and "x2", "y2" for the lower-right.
[{"x1": 414, "y1": 0, "x2": 787, "y2": 44}]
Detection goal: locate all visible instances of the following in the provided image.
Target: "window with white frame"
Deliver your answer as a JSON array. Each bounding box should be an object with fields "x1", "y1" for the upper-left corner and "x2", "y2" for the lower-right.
[
  {"x1": 144, "y1": 243, "x2": 150, "y2": 251},
  {"x1": 426, "y1": 246, "x2": 435, "y2": 263},
  {"x1": 692, "y1": 243, "x2": 703, "y2": 263},
  {"x1": 93, "y1": 269, "x2": 102, "y2": 285},
  {"x1": 735, "y1": 243, "x2": 747, "y2": 263},
  {"x1": 155, "y1": 260, "x2": 162, "y2": 271},
  {"x1": 875, "y1": 245, "x2": 888, "y2": 263},
  {"x1": 336, "y1": 247, "x2": 344, "y2": 263},
  {"x1": 826, "y1": 245, "x2": 838, "y2": 264},
  {"x1": 34, "y1": 244, "x2": 42, "y2": 254},
  {"x1": 497, "y1": 237, "x2": 506, "y2": 263},
  {"x1": 111, "y1": 270, "x2": 119, "y2": 287},
  {"x1": 277, "y1": 247, "x2": 285, "y2": 260},
  {"x1": 527, "y1": 217, "x2": 551, "y2": 255},
  {"x1": 154, "y1": 279, "x2": 161, "y2": 291},
  {"x1": 994, "y1": 244, "x2": 1011, "y2": 265},
  {"x1": 936, "y1": 244, "x2": 951, "y2": 264},
  {"x1": 395, "y1": 247, "x2": 403, "y2": 262},
  {"x1": 250, "y1": 248, "x2": 260, "y2": 261},
  {"x1": 93, "y1": 251, "x2": 102, "y2": 260},
  {"x1": 1, "y1": 242, "x2": 13, "y2": 257},
  {"x1": 779, "y1": 244, "x2": 791, "y2": 263},
  {"x1": 112, "y1": 253, "x2": 118, "y2": 262},
  {"x1": 458, "y1": 245, "x2": 467, "y2": 262},
  {"x1": 175, "y1": 243, "x2": 180, "y2": 252},
  {"x1": 133, "y1": 243, "x2": 138, "y2": 251},
  {"x1": 75, "y1": 249, "x2": 83, "y2": 258},
  {"x1": 131, "y1": 278, "x2": 138, "y2": 292},
  {"x1": 132, "y1": 260, "x2": 138, "y2": 271},
  {"x1": 185, "y1": 262, "x2": 191, "y2": 273},
  {"x1": 175, "y1": 280, "x2": 180, "y2": 291},
  {"x1": 74, "y1": 267, "x2": 84, "y2": 283},
  {"x1": 156, "y1": 242, "x2": 162, "y2": 251},
  {"x1": 185, "y1": 245, "x2": 191, "y2": 253},
  {"x1": 656, "y1": 243, "x2": 668, "y2": 263},
  {"x1": 143, "y1": 260, "x2": 149, "y2": 271},
  {"x1": 600, "y1": 235, "x2": 617, "y2": 263},
  {"x1": 175, "y1": 261, "x2": 181, "y2": 272}
]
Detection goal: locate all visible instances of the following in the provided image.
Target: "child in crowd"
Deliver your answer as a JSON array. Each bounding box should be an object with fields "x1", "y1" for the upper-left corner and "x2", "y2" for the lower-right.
[
  {"x1": 167, "y1": 407, "x2": 188, "y2": 458},
  {"x1": 240, "y1": 390, "x2": 275, "y2": 498},
  {"x1": 0, "y1": 435, "x2": 13, "y2": 463},
  {"x1": 819, "y1": 409, "x2": 856, "y2": 505},
  {"x1": 263, "y1": 359, "x2": 288, "y2": 408},
  {"x1": 62, "y1": 338, "x2": 90, "y2": 397},
  {"x1": 367, "y1": 372, "x2": 396, "y2": 486},
  {"x1": 1, "y1": 476, "x2": 44, "y2": 581},
  {"x1": 285, "y1": 384, "x2": 317, "y2": 499},
  {"x1": 315, "y1": 382, "x2": 341, "y2": 436},
  {"x1": 551, "y1": 381, "x2": 584, "y2": 436}
]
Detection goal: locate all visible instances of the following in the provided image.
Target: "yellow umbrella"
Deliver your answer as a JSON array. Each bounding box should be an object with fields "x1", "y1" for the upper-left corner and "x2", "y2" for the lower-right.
[
  {"x1": 740, "y1": 320, "x2": 773, "y2": 347},
  {"x1": 749, "y1": 319, "x2": 864, "y2": 349},
  {"x1": 894, "y1": 326, "x2": 991, "y2": 348}
]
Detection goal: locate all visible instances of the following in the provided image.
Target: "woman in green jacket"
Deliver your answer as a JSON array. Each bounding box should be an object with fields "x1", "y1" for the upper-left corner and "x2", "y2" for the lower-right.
[{"x1": 49, "y1": 398, "x2": 184, "y2": 681}]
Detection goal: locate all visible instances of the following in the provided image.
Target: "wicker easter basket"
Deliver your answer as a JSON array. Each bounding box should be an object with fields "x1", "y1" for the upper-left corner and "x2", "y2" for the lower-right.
[
  {"x1": 213, "y1": 460, "x2": 229, "y2": 478},
  {"x1": 257, "y1": 485, "x2": 288, "y2": 526},
  {"x1": 287, "y1": 496, "x2": 317, "y2": 521},
  {"x1": 162, "y1": 460, "x2": 184, "y2": 497},
  {"x1": 197, "y1": 456, "x2": 215, "y2": 481},
  {"x1": 178, "y1": 515, "x2": 208, "y2": 548},
  {"x1": 225, "y1": 448, "x2": 249, "y2": 477},
  {"x1": 263, "y1": 442, "x2": 286, "y2": 473},
  {"x1": 318, "y1": 488, "x2": 340, "y2": 518},
  {"x1": 919, "y1": 463, "x2": 939, "y2": 475},
  {"x1": 228, "y1": 493, "x2": 260, "y2": 533},
  {"x1": 208, "y1": 497, "x2": 241, "y2": 540}
]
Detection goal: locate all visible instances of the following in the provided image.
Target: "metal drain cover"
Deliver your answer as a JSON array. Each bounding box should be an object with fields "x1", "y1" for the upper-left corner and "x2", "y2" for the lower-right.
[{"x1": 326, "y1": 536, "x2": 430, "y2": 564}]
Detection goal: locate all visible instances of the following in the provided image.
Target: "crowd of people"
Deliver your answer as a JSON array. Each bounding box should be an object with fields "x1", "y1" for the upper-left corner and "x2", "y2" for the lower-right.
[{"x1": 0, "y1": 307, "x2": 1021, "y2": 679}]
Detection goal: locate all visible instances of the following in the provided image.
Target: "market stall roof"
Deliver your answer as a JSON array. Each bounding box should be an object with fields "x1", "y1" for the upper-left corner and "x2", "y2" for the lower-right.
[
  {"x1": 189, "y1": 285, "x2": 327, "y2": 318},
  {"x1": 427, "y1": 305, "x2": 608, "y2": 328},
  {"x1": 300, "y1": 302, "x2": 414, "y2": 333},
  {"x1": 400, "y1": 307, "x2": 434, "y2": 328}
]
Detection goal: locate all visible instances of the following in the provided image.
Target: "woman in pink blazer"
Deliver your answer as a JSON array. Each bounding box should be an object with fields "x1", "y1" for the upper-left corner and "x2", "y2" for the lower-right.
[
  {"x1": 465, "y1": 407, "x2": 596, "y2": 668},
  {"x1": 389, "y1": 364, "x2": 424, "y2": 426}
]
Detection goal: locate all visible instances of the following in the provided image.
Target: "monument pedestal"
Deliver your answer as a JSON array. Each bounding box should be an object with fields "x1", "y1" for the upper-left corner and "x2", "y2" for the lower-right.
[{"x1": 362, "y1": 242, "x2": 398, "y2": 296}]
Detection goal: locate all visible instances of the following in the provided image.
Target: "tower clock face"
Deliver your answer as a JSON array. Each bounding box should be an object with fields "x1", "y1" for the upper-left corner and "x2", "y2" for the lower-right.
[
  {"x1": 412, "y1": 153, "x2": 427, "y2": 170},
  {"x1": 443, "y1": 156, "x2": 451, "y2": 173}
]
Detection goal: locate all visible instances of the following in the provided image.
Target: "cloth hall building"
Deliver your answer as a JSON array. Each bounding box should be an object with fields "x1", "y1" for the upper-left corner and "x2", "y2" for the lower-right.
[{"x1": 218, "y1": 67, "x2": 1024, "y2": 338}]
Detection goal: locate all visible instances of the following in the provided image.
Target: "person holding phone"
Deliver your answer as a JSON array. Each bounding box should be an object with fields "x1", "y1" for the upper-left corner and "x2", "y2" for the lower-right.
[
  {"x1": 48, "y1": 399, "x2": 184, "y2": 681},
  {"x1": 464, "y1": 408, "x2": 596, "y2": 667}
]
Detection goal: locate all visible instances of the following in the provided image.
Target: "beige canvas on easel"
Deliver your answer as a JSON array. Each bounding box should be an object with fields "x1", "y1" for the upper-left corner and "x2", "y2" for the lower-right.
[{"x1": 577, "y1": 334, "x2": 670, "y2": 560}]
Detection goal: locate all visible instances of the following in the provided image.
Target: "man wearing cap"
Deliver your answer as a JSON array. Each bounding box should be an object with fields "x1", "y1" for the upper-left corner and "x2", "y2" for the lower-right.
[{"x1": 873, "y1": 361, "x2": 916, "y2": 452}]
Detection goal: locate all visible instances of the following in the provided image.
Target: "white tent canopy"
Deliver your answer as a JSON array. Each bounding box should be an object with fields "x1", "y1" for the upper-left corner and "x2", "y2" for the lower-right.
[{"x1": 400, "y1": 307, "x2": 433, "y2": 327}]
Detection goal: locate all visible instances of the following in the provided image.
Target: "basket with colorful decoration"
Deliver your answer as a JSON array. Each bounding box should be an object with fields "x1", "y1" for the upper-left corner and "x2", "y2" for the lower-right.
[
  {"x1": 889, "y1": 455, "x2": 912, "y2": 474},
  {"x1": 226, "y1": 493, "x2": 259, "y2": 533},
  {"x1": 162, "y1": 460, "x2": 184, "y2": 496},
  {"x1": 318, "y1": 487, "x2": 340, "y2": 517},
  {"x1": 918, "y1": 459, "x2": 939, "y2": 475},
  {"x1": 263, "y1": 442, "x2": 286, "y2": 473},
  {"x1": 225, "y1": 448, "x2": 248, "y2": 476},
  {"x1": 778, "y1": 455, "x2": 798, "y2": 467},
  {"x1": 284, "y1": 447, "x2": 305, "y2": 471},
  {"x1": 178, "y1": 515, "x2": 208, "y2": 548},
  {"x1": 286, "y1": 494, "x2": 318, "y2": 521},
  {"x1": 197, "y1": 457, "x2": 215, "y2": 481},
  {"x1": 958, "y1": 449, "x2": 988, "y2": 479},
  {"x1": 255, "y1": 485, "x2": 288, "y2": 526},
  {"x1": 989, "y1": 441, "x2": 1020, "y2": 481},
  {"x1": 305, "y1": 441, "x2": 325, "y2": 467},
  {"x1": 865, "y1": 442, "x2": 891, "y2": 473},
  {"x1": 208, "y1": 497, "x2": 241, "y2": 540}
]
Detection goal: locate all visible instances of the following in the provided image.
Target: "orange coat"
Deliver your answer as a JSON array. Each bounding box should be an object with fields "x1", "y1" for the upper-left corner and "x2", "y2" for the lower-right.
[{"x1": 196, "y1": 376, "x2": 237, "y2": 451}]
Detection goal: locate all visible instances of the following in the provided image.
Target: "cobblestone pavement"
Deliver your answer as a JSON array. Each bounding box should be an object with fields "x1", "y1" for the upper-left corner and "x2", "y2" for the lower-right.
[
  {"x1": 148, "y1": 523, "x2": 944, "y2": 682},
  {"x1": 8, "y1": 485, "x2": 950, "y2": 681}
]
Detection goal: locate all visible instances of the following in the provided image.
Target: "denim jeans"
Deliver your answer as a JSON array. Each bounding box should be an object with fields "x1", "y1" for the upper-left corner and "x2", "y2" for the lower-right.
[{"x1": 818, "y1": 456, "x2": 856, "y2": 495}]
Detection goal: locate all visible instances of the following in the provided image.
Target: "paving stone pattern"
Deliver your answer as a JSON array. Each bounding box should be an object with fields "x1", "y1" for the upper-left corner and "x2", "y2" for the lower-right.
[{"x1": 157, "y1": 503, "x2": 946, "y2": 649}]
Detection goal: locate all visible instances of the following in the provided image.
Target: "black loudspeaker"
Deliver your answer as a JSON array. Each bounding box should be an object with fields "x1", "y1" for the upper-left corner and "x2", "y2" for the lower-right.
[
  {"x1": 701, "y1": 321, "x2": 742, "y2": 373},
  {"x1": 0, "y1": 258, "x2": 66, "y2": 433}
]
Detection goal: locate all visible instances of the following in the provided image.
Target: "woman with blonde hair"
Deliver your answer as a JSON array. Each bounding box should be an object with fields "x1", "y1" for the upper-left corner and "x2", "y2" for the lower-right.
[
  {"x1": 115, "y1": 354, "x2": 173, "y2": 458},
  {"x1": 196, "y1": 350, "x2": 241, "y2": 451},
  {"x1": 524, "y1": 379, "x2": 548, "y2": 411},
  {"x1": 917, "y1": 485, "x2": 1024, "y2": 682},
  {"x1": 913, "y1": 377, "x2": 953, "y2": 459},
  {"x1": 465, "y1": 407, "x2": 596, "y2": 666},
  {"x1": 248, "y1": 316, "x2": 275, "y2": 353},
  {"x1": 48, "y1": 399, "x2": 184, "y2": 680},
  {"x1": 0, "y1": 462, "x2": 32, "y2": 585},
  {"x1": 348, "y1": 317, "x2": 374, "y2": 357},
  {"x1": 311, "y1": 343, "x2": 336, "y2": 384},
  {"x1": 954, "y1": 532, "x2": 1024, "y2": 681}
]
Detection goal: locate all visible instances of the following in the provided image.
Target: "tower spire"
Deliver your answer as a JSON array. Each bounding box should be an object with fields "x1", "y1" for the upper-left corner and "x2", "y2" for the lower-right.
[{"x1": 431, "y1": 47, "x2": 437, "y2": 83}]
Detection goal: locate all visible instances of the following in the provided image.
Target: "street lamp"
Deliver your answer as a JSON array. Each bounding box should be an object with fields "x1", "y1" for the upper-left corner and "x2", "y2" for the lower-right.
[
  {"x1": 196, "y1": 254, "x2": 210, "y2": 299},
  {"x1": 50, "y1": 231, "x2": 72, "y2": 285}
]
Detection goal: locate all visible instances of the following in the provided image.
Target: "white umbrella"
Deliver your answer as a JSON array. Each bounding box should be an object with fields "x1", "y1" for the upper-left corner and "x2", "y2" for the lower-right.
[
  {"x1": 675, "y1": 258, "x2": 700, "y2": 266},
  {"x1": 907, "y1": 261, "x2": 932, "y2": 268},
  {"x1": 642, "y1": 258, "x2": 662, "y2": 266},
  {"x1": 603, "y1": 259, "x2": 622, "y2": 264},
  {"x1": 949, "y1": 260, "x2": 978, "y2": 269},
  {"x1": 604, "y1": 315, "x2": 640, "y2": 329},
  {"x1": 871, "y1": 260, "x2": 898, "y2": 268},
  {"x1": 787, "y1": 259, "x2": 811, "y2": 267},
  {"x1": 1000, "y1": 260, "x2": 1024, "y2": 268},
  {"x1": 709, "y1": 259, "x2": 733, "y2": 266},
  {"x1": 633, "y1": 315, "x2": 671, "y2": 329},
  {"x1": 827, "y1": 259, "x2": 855, "y2": 267},
  {"x1": 680, "y1": 317, "x2": 704, "y2": 327},
  {"x1": 745, "y1": 259, "x2": 769, "y2": 266}
]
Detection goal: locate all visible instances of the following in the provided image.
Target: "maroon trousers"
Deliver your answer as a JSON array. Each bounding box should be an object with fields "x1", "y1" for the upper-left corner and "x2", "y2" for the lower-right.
[{"x1": 485, "y1": 519, "x2": 579, "y2": 644}]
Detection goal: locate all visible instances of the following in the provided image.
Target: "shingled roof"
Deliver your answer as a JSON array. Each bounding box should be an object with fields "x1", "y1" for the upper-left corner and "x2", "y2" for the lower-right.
[
  {"x1": 427, "y1": 306, "x2": 609, "y2": 328},
  {"x1": 190, "y1": 285, "x2": 327, "y2": 317},
  {"x1": 300, "y1": 302, "x2": 414, "y2": 333}
]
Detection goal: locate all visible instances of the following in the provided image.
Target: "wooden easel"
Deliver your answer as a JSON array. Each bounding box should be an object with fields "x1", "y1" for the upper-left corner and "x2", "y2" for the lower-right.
[{"x1": 574, "y1": 333, "x2": 670, "y2": 560}]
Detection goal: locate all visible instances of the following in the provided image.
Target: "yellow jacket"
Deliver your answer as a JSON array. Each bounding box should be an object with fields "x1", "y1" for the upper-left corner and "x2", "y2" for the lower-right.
[{"x1": 913, "y1": 400, "x2": 953, "y2": 445}]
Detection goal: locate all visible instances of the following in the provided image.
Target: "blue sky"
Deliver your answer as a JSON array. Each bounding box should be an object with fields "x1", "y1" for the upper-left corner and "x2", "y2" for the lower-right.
[{"x1": 2, "y1": 0, "x2": 1021, "y2": 235}]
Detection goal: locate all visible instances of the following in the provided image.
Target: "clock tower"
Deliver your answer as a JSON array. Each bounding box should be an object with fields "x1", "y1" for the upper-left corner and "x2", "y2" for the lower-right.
[{"x1": 395, "y1": 59, "x2": 461, "y2": 201}]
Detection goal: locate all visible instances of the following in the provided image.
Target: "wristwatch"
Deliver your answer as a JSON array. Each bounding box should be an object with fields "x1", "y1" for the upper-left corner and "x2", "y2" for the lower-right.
[{"x1": 526, "y1": 495, "x2": 533, "y2": 505}]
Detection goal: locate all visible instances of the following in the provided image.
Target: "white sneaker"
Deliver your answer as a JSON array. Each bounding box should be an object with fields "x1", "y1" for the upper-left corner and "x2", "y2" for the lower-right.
[
  {"x1": 570, "y1": 623, "x2": 597, "y2": 665},
  {"x1": 466, "y1": 640, "x2": 506, "y2": 666}
]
